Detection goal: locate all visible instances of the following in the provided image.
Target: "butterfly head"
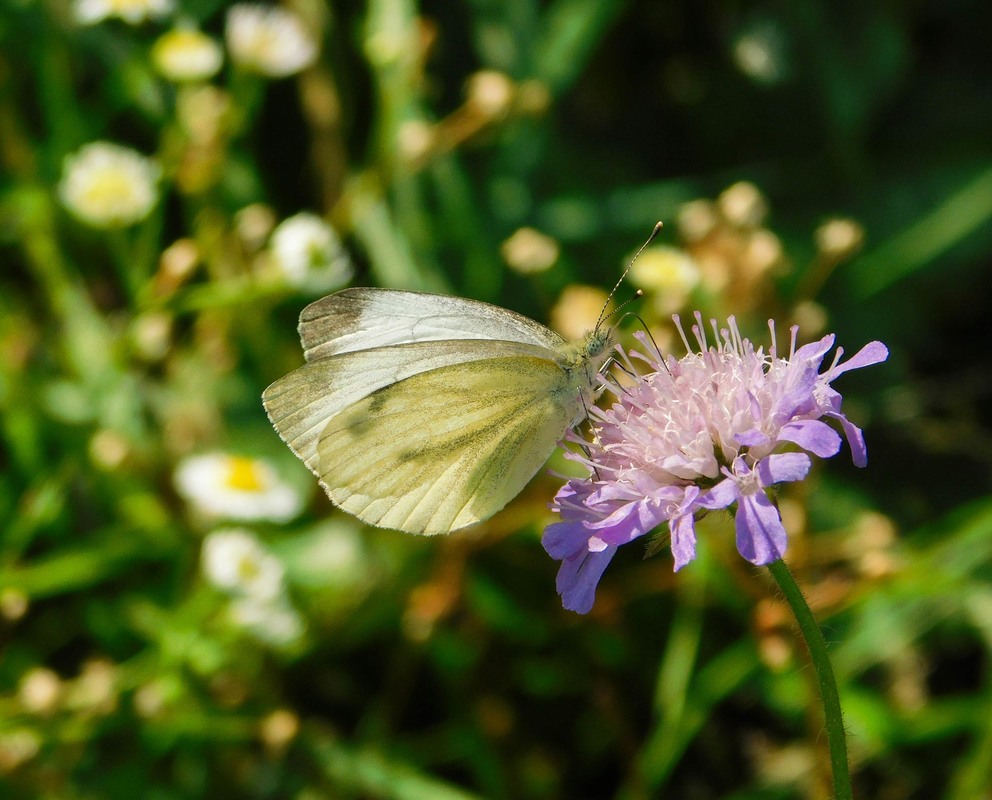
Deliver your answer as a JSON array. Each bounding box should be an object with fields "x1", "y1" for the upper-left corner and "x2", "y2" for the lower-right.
[{"x1": 557, "y1": 326, "x2": 618, "y2": 378}]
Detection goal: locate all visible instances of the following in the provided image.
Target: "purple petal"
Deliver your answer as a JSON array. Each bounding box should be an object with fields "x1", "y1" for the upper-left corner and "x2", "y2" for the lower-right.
[
  {"x1": 778, "y1": 419, "x2": 842, "y2": 457},
  {"x1": 827, "y1": 411, "x2": 869, "y2": 467},
  {"x1": 584, "y1": 499, "x2": 665, "y2": 547},
  {"x1": 555, "y1": 547, "x2": 617, "y2": 614},
  {"x1": 817, "y1": 385, "x2": 844, "y2": 414},
  {"x1": 670, "y1": 513, "x2": 697, "y2": 571},
  {"x1": 735, "y1": 429, "x2": 773, "y2": 448},
  {"x1": 830, "y1": 341, "x2": 889, "y2": 376},
  {"x1": 699, "y1": 477, "x2": 740, "y2": 510},
  {"x1": 588, "y1": 482, "x2": 644, "y2": 504},
  {"x1": 735, "y1": 491, "x2": 788, "y2": 565},
  {"x1": 542, "y1": 520, "x2": 593, "y2": 560},
  {"x1": 774, "y1": 365, "x2": 820, "y2": 419},
  {"x1": 756, "y1": 452, "x2": 811, "y2": 486},
  {"x1": 793, "y1": 334, "x2": 835, "y2": 366}
]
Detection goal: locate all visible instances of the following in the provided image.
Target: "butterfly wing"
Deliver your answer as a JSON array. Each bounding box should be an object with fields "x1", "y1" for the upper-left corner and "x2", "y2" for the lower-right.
[
  {"x1": 262, "y1": 338, "x2": 567, "y2": 479},
  {"x1": 264, "y1": 288, "x2": 606, "y2": 534},
  {"x1": 315, "y1": 354, "x2": 583, "y2": 534},
  {"x1": 298, "y1": 287, "x2": 566, "y2": 361}
]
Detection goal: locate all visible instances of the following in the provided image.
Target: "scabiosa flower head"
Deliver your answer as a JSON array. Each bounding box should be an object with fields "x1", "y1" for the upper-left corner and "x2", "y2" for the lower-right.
[
  {"x1": 268, "y1": 212, "x2": 353, "y2": 293},
  {"x1": 544, "y1": 314, "x2": 888, "y2": 613},
  {"x1": 58, "y1": 142, "x2": 160, "y2": 229},
  {"x1": 175, "y1": 453, "x2": 303, "y2": 522},
  {"x1": 225, "y1": 4, "x2": 318, "y2": 78}
]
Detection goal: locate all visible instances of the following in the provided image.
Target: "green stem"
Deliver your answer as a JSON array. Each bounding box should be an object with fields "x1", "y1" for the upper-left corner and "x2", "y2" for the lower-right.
[{"x1": 766, "y1": 558, "x2": 852, "y2": 800}]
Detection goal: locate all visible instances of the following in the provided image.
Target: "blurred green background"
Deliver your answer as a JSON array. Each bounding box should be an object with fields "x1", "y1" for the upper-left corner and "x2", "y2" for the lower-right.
[{"x1": 2, "y1": 0, "x2": 992, "y2": 798}]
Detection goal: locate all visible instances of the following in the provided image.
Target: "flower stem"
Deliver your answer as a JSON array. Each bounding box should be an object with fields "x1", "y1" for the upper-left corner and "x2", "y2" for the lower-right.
[{"x1": 766, "y1": 558, "x2": 852, "y2": 800}]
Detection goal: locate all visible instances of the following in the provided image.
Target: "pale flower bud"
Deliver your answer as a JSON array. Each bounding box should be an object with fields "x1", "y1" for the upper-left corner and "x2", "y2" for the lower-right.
[{"x1": 501, "y1": 227, "x2": 560, "y2": 275}]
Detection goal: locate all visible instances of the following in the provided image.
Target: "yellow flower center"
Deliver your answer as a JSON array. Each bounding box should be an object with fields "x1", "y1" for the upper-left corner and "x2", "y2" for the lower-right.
[
  {"x1": 224, "y1": 457, "x2": 266, "y2": 492},
  {"x1": 108, "y1": 0, "x2": 153, "y2": 11},
  {"x1": 235, "y1": 554, "x2": 262, "y2": 582},
  {"x1": 79, "y1": 169, "x2": 140, "y2": 209}
]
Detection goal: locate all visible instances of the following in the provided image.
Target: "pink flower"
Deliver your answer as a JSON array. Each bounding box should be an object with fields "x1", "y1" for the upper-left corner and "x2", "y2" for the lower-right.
[{"x1": 543, "y1": 314, "x2": 888, "y2": 613}]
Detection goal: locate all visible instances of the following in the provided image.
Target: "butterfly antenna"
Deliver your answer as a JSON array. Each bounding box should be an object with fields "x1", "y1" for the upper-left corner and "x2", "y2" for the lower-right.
[
  {"x1": 622, "y1": 310, "x2": 672, "y2": 375},
  {"x1": 595, "y1": 221, "x2": 664, "y2": 331},
  {"x1": 604, "y1": 289, "x2": 644, "y2": 326}
]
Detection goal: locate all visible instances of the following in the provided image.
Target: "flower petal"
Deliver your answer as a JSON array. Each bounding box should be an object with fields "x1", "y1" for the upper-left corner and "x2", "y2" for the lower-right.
[
  {"x1": 827, "y1": 411, "x2": 869, "y2": 467},
  {"x1": 583, "y1": 498, "x2": 663, "y2": 545},
  {"x1": 829, "y1": 341, "x2": 889, "y2": 376},
  {"x1": 735, "y1": 491, "x2": 788, "y2": 565},
  {"x1": 735, "y1": 428, "x2": 773, "y2": 448},
  {"x1": 793, "y1": 334, "x2": 835, "y2": 365},
  {"x1": 756, "y1": 452, "x2": 812, "y2": 486},
  {"x1": 698, "y1": 477, "x2": 740, "y2": 510},
  {"x1": 555, "y1": 547, "x2": 617, "y2": 614},
  {"x1": 670, "y1": 512, "x2": 697, "y2": 571},
  {"x1": 778, "y1": 419, "x2": 841, "y2": 457},
  {"x1": 542, "y1": 520, "x2": 592, "y2": 560}
]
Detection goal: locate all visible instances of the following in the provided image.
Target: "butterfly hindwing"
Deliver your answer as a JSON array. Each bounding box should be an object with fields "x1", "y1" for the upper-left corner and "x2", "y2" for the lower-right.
[
  {"x1": 315, "y1": 355, "x2": 583, "y2": 534},
  {"x1": 262, "y1": 339, "x2": 565, "y2": 477}
]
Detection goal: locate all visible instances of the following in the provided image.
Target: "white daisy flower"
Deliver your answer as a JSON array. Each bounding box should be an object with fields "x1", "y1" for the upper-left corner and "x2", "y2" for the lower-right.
[
  {"x1": 174, "y1": 453, "x2": 303, "y2": 522},
  {"x1": 225, "y1": 4, "x2": 319, "y2": 78},
  {"x1": 73, "y1": 0, "x2": 175, "y2": 26},
  {"x1": 269, "y1": 212, "x2": 352, "y2": 293},
  {"x1": 58, "y1": 142, "x2": 160, "y2": 229},
  {"x1": 201, "y1": 528, "x2": 285, "y2": 602},
  {"x1": 230, "y1": 596, "x2": 305, "y2": 646},
  {"x1": 152, "y1": 25, "x2": 224, "y2": 83}
]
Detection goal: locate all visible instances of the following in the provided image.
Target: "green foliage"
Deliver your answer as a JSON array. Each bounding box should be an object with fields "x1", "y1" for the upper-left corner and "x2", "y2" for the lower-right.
[{"x1": 1, "y1": 0, "x2": 991, "y2": 797}]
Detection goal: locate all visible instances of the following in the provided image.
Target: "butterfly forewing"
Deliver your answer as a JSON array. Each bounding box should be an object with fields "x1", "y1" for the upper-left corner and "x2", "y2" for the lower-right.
[
  {"x1": 315, "y1": 355, "x2": 584, "y2": 534},
  {"x1": 298, "y1": 288, "x2": 566, "y2": 362}
]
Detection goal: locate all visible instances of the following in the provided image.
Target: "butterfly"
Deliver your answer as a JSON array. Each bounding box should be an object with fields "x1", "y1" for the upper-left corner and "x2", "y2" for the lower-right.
[{"x1": 262, "y1": 287, "x2": 617, "y2": 534}]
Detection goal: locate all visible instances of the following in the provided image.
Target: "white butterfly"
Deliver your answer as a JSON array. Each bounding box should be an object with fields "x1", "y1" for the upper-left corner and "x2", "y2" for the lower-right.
[{"x1": 262, "y1": 288, "x2": 617, "y2": 535}]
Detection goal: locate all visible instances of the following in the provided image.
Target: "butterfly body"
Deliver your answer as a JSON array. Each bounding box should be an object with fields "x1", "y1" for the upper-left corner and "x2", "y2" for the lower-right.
[{"x1": 263, "y1": 288, "x2": 616, "y2": 534}]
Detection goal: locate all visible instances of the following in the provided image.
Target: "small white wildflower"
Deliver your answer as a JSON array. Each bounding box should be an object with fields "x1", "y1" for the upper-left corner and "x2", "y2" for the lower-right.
[
  {"x1": 201, "y1": 528, "x2": 286, "y2": 602},
  {"x1": 677, "y1": 199, "x2": 719, "y2": 242},
  {"x1": 465, "y1": 70, "x2": 515, "y2": 118},
  {"x1": 235, "y1": 203, "x2": 277, "y2": 252},
  {"x1": 73, "y1": 0, "x2": 174, "y2": 25},
  {"x1": 174, "y1": 453, "x2": 303, "y2": 522},
  {"x1": 230, "y1": 596, "x2": 305, "y2": 646},
  {"x1": 18, "y1": 668, "x2": 62, "y2": 716},
  {"x1": 733, "y1": 22, "x2": 787, "y2": 85},
  {"x1": 58, "y1": 142, "x2": 160, "y2": 229},
  {"x1": 501, "y1": 227, "x2": 559, "y2": 275},
  {"x1": 269, "y1": 212, "x2": 352, "y2": 293},
  {"x1": 396, "y1": 120, "x2": 435, "y2": 165},
  {"x1": 0, "y1": 588, "x2": 29, "y2": 622},
  {"x1": 815, "y1": 218, "x2": 865, "y2": 260},
  {"x1": 225, "y1": 4, "x2": 319, "y2": 78},
  {"x1": 718, "y1": 181, "x2": 768, "y2": 228},
  {"x1": 152, "y1": 25, "x2": 224, "y2": 82}
]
